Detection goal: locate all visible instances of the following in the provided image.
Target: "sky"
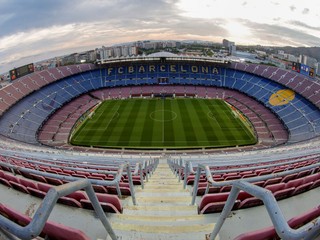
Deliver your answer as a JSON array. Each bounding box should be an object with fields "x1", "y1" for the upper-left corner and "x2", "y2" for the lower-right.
[{"x1": 1, "y1": 0, "x2": 320, "y2": 74}]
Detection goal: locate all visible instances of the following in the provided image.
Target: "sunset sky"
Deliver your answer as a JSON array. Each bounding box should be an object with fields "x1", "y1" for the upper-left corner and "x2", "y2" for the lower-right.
[{"x1": 1, "y1": 0, "x2": 319, "y2": 73}]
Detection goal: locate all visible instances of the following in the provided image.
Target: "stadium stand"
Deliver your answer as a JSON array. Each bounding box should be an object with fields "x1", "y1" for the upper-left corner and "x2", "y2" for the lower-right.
[{"x1": 0, "y1": 58, "x2": 319, "y2": 239}]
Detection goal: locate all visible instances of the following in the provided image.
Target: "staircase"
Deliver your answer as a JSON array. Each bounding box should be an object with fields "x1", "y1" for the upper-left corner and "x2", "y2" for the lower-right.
[{"x1": 108, "y1": 159, "x2": 217, "y2": 240}]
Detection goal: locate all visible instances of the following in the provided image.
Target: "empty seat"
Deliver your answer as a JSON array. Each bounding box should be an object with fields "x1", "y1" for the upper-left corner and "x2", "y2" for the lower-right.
[
  {"x1": 198, "y1": 192, "x2": 240, "y2": 214},
  {"x1": 281, "y1": 173, "x2": 298, "y2": 183},
  {"x1": 263, "y1": 177, "x2": 282, "y2": 187},
  {"x1": 80, "y1": 193, "x2": 123, "y2": 213},
  {"x1": 238, "y1": 197, "x2": 263, "y2": 209},
  {"x1": 30, "y1": 174, "x2": 48, "y2": 183},
  {"x1": 45, "y1": 176, "x2": 64, "y2": 186},
  {"x1": 3, "y1": 173, "x2": 19, "y2": 183},
  {"x1": 19, "y1": 178, "x2": 37, "y2": 189},
  {"x1": 9, "y1": 181, "x2": 29, "y2": 194},
  {"x1": 37, "y1": 182, "x2": 52, "y2": 193}
]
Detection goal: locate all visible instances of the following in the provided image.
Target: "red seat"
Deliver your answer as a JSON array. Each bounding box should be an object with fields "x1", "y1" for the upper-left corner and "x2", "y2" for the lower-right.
[
  {"x1": 0, "y1": 177, "x2": 12, "y2": 187},
  {"x1": 58, "y1": 197, "x2": 82, "y2": 208},
  {"x1": 265, "y1": 183, "x2": 285, "y2": 193},
  {"x1": 30, "y1": 174, "x2": 48, "y2": 183},
  {"x1": 92, "y1": 185, "x2": 108, "y2": 193},
  {"x1": 37, "y1": 182, "x2": 52, "y2": 193},
  {"x1": 311, "y1": 179, "x2": 320, "y2": 189},
  {"x1": 0, "y1": 204, "x2": 89, "y2": 240},
  {"x1": 303, "y1": 173, "x2": 320, "y2": 184},
  {"x1": 19, "y1": 178, "x2": 37, "y2": 189},
  {"x1": 80, "y1": 193, "x2": 123, "y2": 213},
  {"x1": 106, "y1": 182, "x2": 132, "y2": 196},
  {"x1": 296, "y1": 170, "x2": 311, "y2": 179},
  {"x1": 3, "y1": 173, "x2": 19, "y2": 183},
  {"x1": 9, "y1": 181, "x2": 29, "y2": 194},
  {"x1": 198, "y1": 192, "x2": 240, "y2": 214},
  {"x1": 45, "y1": 177, "x2": 64, "y2": 186},
  {"x1": 238, "y1": 197, "x2": 263, "y2": 209},
  {"x1": 27, "y1": 187, "x2": 46, "y2": 198},
  {"x1": 281, "y1": 173, "x2": 298, "y2": 183},
  {"x1": 292, "y1": 182, "x2": 313, "y2": 196},
  {"x1": 263, "y1": 177, "x2": 282, "y2": 187},
  {"x1": 286, "y1": 178, "x2": 304, "y2": 189}
]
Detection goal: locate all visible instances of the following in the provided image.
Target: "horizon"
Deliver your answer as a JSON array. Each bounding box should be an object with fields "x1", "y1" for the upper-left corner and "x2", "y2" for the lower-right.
[
  {"x1": 1, "y1": 38, "x2": 319, "y2": 75},
  {"x1": 1, "y1": 0, "x2": 320, "y2": 74}
]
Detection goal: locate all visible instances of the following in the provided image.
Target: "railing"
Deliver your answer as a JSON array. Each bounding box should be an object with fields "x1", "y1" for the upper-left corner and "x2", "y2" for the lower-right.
[
  {"x1": 169, "y1": 153, "x2": 319, "y2": 189},
  {"x1": 208, "y1": 180, "x2": 320, "y2": 240},
  {"x1": 191, "y1": 162, "x2": 320, "y2": 205},
  {"x1": 0, "y1": 179, "x2": 118, "y2": 240}
]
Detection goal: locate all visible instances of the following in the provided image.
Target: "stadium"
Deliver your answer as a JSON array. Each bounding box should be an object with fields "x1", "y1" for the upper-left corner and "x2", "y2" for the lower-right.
[{"x1": 0, "y1": 52, "x2": 319, "y2": 239}]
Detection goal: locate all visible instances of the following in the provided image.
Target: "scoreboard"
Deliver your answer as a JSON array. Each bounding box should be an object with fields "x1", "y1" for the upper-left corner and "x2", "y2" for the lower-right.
[
  {"x1": 9, "y1": 63, "x2": 34, "y2": 81},
  {"x1": 291, "y1": 62, "x2": 315, "y2": 78}
]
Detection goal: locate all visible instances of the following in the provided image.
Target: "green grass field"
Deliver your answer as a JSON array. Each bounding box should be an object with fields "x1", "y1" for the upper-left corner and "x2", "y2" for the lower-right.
[{"x1": 70, "y1": 98, "x2": 257, "y2": 149}]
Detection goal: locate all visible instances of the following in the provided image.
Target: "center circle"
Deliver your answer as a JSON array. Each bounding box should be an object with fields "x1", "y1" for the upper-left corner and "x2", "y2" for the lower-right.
[{"x1": 150, "y1": 110, "x2": 177, "y2": 122}]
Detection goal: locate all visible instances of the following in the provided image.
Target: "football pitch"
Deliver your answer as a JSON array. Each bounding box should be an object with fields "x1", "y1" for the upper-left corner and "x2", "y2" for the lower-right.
[{"x1": 70, "y1": 98, "x2": 257, "y2": 149}]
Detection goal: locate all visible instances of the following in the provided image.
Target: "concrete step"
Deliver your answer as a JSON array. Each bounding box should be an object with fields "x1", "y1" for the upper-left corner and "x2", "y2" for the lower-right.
[
  {"x1": 110, "y1": 162, "x2": 220, "y2": 240},
  {"x1": 111, "y1": 222, "x2": 215, "y2": 234},
  {"x1": 135, "y1": 191, "x2": 191, "y2": 198},
  {"x1": 111, "y1": 230, "x2": 217, "y2": 240},
  {"x1": 113, "y1": 214, "x2": 210, "y2": 223},
  {"x1": 134, "y1": 195, "x2": 192, "y2": 205},
  {"x1": 135, "y1": 187, "x2": 188, "y2": 193},
  {"x1": 123, "y1": 203, "x2": 198, "y2": 216}
]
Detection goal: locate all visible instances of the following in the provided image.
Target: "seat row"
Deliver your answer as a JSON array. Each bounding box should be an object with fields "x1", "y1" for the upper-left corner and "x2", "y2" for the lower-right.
[
  {"x1": 183, "y1": 158, "x2": 317, "y2": 186},
  {"x1": 0, "y1": 170, "x2": 123, "y2": 213},
  {"x1": 195, "y1": 166, "x2": 319, "y2": 196},
  {"x1": 0, "y1": 203, "x2": 89, "y2": 240},
  {"x1": 198, "y1": 172, "x2": 320, "y2": 214},
  {"x1": 234, "y1": 204, "x2": 320, "y2": 240}
]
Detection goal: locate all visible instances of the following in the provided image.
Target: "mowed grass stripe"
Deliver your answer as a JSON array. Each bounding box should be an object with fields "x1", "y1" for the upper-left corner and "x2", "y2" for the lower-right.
[
  {"x1": 97, "y1": 100, "x2": 127, "y2": 145},
  {"x1": 170, "y1": 99, "x2": 187, "y2": 145},
  {"x1": 129, "y1": 100, "x2": 149, "y2": 145},
  {"x1": 177, "y1": 99, "x2": 199, "y2": 146},
  {"x1": 164, "y1": 99, "x2": 175, "y2": 145},
  {"x1": 206, "y1": 99, "x2": 239, "y2": 145},
  {"x1": 185, "y1": 99, "x2": 211, "y2": 144},
  {"x1": 116, "y1": 99, "x2": 143, "y2": 146},
  {"x1": 140, "y1": 100, "x2": 156, "y2": 146},
  {"x1": 192, "y1": 99, "x2": 220, "y2": 145},
  {"x1": 205, "y1": 100, "x2": 238, "y2": 144}
]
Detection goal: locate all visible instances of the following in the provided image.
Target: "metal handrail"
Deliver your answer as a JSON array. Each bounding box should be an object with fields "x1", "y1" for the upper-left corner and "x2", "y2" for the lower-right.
[
  {"x1": 0, "y1": 161, "x2": 137, "y2": 205},
  {"x1": 0, "y1": 179, "x2": 118, "y2": 240},
  {"x1": 191, "y1": 162, "x2": 320, "y2": 205},
  {"x1": 180, "y1": 153, "x2": 319, "y2": 174},
  {"x1": 208, "y1": 180, "x2": 320, "y2": 240}
]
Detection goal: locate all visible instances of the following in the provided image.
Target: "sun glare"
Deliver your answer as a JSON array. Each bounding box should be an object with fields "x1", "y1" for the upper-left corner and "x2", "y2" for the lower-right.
[{"x1": 225, "y1": 21, "x2": 251, "y2": 41}]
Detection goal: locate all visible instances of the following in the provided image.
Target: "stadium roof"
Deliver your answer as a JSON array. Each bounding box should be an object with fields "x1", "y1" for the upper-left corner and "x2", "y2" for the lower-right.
[{"x1": 147, "y1": 51, "x2": 179, "y2": 58}]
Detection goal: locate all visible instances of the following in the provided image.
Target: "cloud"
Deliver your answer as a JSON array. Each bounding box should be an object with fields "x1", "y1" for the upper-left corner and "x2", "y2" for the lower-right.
[
  {"x1": 1, "y1": 0, "x2": 320, "y2": 74},
  {"x1": 289, "y1": 5, "x2": 296, "y2": 11},
  {"x1": 302, "y1": 8, "x2": 310, "y2": 15}
]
